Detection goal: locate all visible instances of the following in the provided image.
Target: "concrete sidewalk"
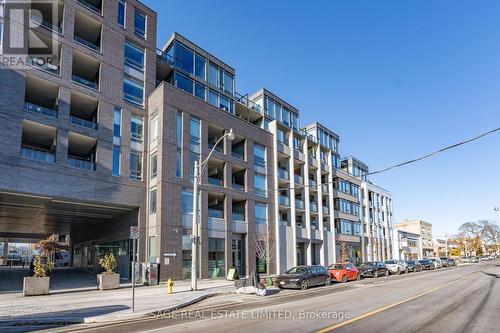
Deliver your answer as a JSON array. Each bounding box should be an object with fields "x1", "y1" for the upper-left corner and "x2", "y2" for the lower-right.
[{"x1": 0, "y1": 278, "x2": 235, "y2": 327}]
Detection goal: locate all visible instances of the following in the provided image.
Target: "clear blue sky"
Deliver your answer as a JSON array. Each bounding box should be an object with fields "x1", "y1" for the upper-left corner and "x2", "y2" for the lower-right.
[{"x1": 143, "y1": 0, "x2": 500, "y2": 236}]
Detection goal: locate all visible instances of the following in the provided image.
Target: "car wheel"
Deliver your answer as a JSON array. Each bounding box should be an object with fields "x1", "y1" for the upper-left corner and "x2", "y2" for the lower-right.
[
  {"x1": 325, "y1": 277, "x2": 331, "y2": 286},
  {"x1": 396, "y1": 268, "x2": 401, "y2": 275},
  {"x1": 405, "y1": 268, "x2": 409, "y2": 274},
  {"x1": 385, "y1": 270, "x2": 389, "y2": 276},
  {"x1": 300, "y1": 280, "x2": 308, "y2": 290},
  {"x1": 341, "y1": 275, "x2": 347, "y2": 283},
  {"x1": 374, "y1": 271, "x2": 378, "y2": 278},
  {"x1": 356, "y1": 274, "x2": 361, "y2": 281}
]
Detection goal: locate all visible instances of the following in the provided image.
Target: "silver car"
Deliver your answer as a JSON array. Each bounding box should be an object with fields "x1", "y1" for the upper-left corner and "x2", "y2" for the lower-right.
[{"x1": 384, "y1": 259, "x2": 408, "y2": 275}]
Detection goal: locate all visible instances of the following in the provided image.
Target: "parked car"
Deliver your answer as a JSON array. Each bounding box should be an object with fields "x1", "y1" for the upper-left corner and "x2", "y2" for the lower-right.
[
  {"x1": 470, "y1": 256, "x2": 479, "y2": 263},
  {"x1": 359, "y1": 262, "x2": 388, "y2": 278},
  {"x1": 448, "y1": 258, "x2": 457, "y2": 266},
  {"x1": 327, "y1": 263, "x2": 360, "y2": 283},
  {"x1": 428, "y1": 257, "x2": 442, "y2": 269},
  {"x1": 54, "y1": 251, "x2": 71, "y2": 267},
  {"x1": 384, "y1": 259, "x2": 408, "y2": 275},
  {"x1": 277, "y1": 265, "x2": 331, "y2": 290},
  {"x1": 405, "y1": 260, "x2": 422, "y2": 272},
  {"x1": 418, "y1": 259, "x2": 435, "y2": 270},
  {"x1": 440, "y1": 257, "x2": 449, "y2": 267}
]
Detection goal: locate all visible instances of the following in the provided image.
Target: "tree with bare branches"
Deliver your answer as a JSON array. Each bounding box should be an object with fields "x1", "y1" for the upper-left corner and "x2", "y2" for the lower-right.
[
  {"x1": 253, "y1": 228, "x2": 275, "y2": 281},
  {"x1": 337, "y1": 239, "x2": 350, "y2": 263}
]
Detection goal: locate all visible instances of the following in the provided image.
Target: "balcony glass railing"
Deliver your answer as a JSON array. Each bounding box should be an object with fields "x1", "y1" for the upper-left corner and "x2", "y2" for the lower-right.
[
  {"x1": 20, "y1": 147, "x2": 55, "y2": 163},
  {"x1": 323, "y1": 206, "x2": 330, "y2": 215},
  {"x1": 278, "y1": 168, "x2": 289, "y2": 180},
  {"x1": 24, "y1": 102, "x2": 57, "y2": 119},
  {"x1": 76, "y1": 0, "x2": 101, "y2": 14},
  {"x1": 30, "y1": 15, "x2": 62, "y2": 33},
  {"x1": 69, "y1": 115, "x2": 97, "y2": 130},
  {"x1": 208, "y1": 177, "x2": 223, "y2": 187},
  {"x1": 232, "y1": 151, "x2": 244, "y2": 160},
  {"x1": 208, "y1": 142, "x2": 223, "y2": 153},
  {"x1": 310, "y1": 203, "x2": 318, "y2": 212},
  {"x1": 254, "y1": 156, "x2": 266, "y2": 168},
  {"x1": 279, "y1": 195, "x2": 290, "y2": 206},
  {"x1": 155, "y1": 49, "x2": 174, "y2": 64},
  {"x1": 232, "y1": 182, "x2": 245, "y2": 191},
  {"x1": 309, "y1": 179, "x2": 317, "y2": 188},
  {"x1": 295, "y1": 200, "x2": 304, "y2": 210},
  {"x1": 232, "y1": 212, "x2": 245, "y2": 222},
  {"x1": 74, "y1": 35, "x2": 100, "y2": 52},
  {"x1": 68, "y1": 156, "x2": 95, "y2": 171},
  {"x1": 321, "y1": 184, "x2": 329, "y2": 193},
  {"x1": 208, "y1": 209, "x2": 224, "y2": 219},
  {"x1": 28, "y1": 57, "x2": 60, "y2": 74},
  {"x1": 294, "y1": 175, "x2": 304, "y2": 184},
  {"x1": 72, "y1": 74, "x2": 98, "y2": 90}
]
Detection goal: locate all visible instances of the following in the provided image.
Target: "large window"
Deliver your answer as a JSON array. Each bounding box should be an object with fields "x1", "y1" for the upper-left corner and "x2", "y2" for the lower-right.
[
  {"x1": 117, "y1": 0, "x2": 125, "y2": 27},
  {"x1": 254, "y1": 174, "x2": 267, "y2": 197},
  {"x1": 176, "y1": 112, "x2": 183, "y2": 178},
  {"x1": 150, "y1": 153, "x2": 157, "y2": 179},
  {"x1": 195, "y1": 54, "x2": 206, "y2": 80},
  {"x1": 189, "y1": 117, "x2": 201, "y2": 152},
  {"x1": 208, "y1": 89, "x2": 218, "y2": 107},
  {"x1": 130, "y1": 150, "x2": 142, "y2": 180},
  {"x1": 254, "y1": 144, "x2": 266, "y2": 167},
  {"x1": 123, "y1": 77, "x2": 144, "y2": 106},
  {"x1": 353, "y1": 223, "x2": 361, "y2": 236},
  {"x1": 182, "y1": 190, "x2": 193, "y2": 214},
  {"x1": 208, "y1": 63, "x2": 218, "y2": 87},
  {"x1": 208, "y1": 238, "x2": 225, "y2": 278},
  {"x1": 194, "y1": 82, "x2": 206, "y2": 101},
  {"x1": 175, "y1": 72, "x2": 193, "y2": 95},
  {"x1": 150, "y1": 113, "x2": 158, "y2": 146},
  {"x1": 113, "y1": 108, "x2": 121, "y2": 138},
  {"x1": 219, "y1": 95, "x2": 229, "y2": 112},
  {"x1": 255, "y1": 203, "x2": 268, "y2": 224},
  {"x1": 149, "y1": 188, "x2": 157, "y2": 214},
  {"x1": 124, "y1": 42, "x2": 145, "y2": 71},
  {"x1": 134, "y1": 10, "x2": 146, "y2": 38},
  {"x1": 222, "y1": 71, "x2": 234, "y2": 95},
  {"x1": 175, "y1": 43, "x2": 194, "y2": 74},
  {"x1": 340, "y1": 219, "x2": 352, "y2": 235},
  {"x1": 112, "y1": 145, "x2": 120, "y2": 176},
  {"x1": 131, "y1": 116, "x2": 143, "y2": 142}
]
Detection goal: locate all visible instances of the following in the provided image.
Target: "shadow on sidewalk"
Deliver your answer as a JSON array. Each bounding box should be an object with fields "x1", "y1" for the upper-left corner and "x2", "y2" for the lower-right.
[{"x1": 0, "y1": 304, "x2": 129, "y2": 330}]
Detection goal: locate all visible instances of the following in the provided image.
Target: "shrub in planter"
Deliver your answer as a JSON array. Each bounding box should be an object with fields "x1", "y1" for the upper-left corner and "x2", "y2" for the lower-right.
[
  {"x1": 23, "y1": 255, "x2": 53, "y2": 296},
  {"x1": 97, "y1": 254, "x2": 120, "y2": 290}
]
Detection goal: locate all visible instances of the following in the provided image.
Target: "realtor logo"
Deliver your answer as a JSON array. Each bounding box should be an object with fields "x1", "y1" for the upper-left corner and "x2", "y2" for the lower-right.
[{"x1": 1, "y1": 0, "x2": 59, "y2": 69}]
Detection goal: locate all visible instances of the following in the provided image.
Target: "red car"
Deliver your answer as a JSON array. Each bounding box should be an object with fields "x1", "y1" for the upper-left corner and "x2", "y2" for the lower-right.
[{"x1": 327, "y1": 263, "x2": 360, "y2": 283}]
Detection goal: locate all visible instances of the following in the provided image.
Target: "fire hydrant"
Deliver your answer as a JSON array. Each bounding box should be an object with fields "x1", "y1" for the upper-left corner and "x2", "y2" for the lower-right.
[{"x1": 166, "y1": 278, "x2": 174, "y2": 294}]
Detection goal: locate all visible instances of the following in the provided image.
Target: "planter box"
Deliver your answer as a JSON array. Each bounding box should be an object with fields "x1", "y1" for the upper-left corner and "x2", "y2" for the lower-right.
[
  {"x1": 23, "y1": 276, "x2": 50, "y2": 296},
  {"x1": 97, "y1": 273, "x2": 120, "y2": 290}
]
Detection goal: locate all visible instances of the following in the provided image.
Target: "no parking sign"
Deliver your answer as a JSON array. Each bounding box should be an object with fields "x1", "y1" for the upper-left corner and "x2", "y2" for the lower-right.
[{"x1": 130, "y1": 226, "x2": 139, "y2": 239}]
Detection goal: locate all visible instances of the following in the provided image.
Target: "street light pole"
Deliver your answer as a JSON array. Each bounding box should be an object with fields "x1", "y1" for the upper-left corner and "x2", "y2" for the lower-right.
[{"x1": 190, "y1": 129, "x2": 234, "y2": 291}]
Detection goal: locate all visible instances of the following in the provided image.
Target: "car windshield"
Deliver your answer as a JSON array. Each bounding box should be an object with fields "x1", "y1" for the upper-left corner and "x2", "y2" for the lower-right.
[
  {"x1": 328, "y1": 264, "x2": 343, "y2": 270},
  {"x1": 385, "y1": 260, "x2": 397, "y2": 264},
  {"x1": 407, "y1": 261, "x2": 415, "y2": 264},
  {"x1": 285, "y1": 267, "x2": 308, "y2": 275},
  {"x1": 361, "y1": 262, "x2": 374, "y2": 267}
]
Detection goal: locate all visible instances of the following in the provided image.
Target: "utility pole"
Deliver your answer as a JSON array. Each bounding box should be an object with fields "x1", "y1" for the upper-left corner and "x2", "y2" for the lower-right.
[{"x1": 191, "y1": 160, "x2": 199, "y2": 291}]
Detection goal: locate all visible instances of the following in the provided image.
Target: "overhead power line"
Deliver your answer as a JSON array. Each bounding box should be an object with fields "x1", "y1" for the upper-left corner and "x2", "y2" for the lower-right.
[{"x1": 369, "y1": 127, "x2": 500, "y2": 176}]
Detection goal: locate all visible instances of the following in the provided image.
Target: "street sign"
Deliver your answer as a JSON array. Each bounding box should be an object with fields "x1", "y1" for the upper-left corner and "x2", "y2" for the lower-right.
[
  {"x1": 164, "y1": 252, "x2": 177, "y2": 257},
  {"x1": 130, "y1": 226, "x2": 139, "y2": 239}
]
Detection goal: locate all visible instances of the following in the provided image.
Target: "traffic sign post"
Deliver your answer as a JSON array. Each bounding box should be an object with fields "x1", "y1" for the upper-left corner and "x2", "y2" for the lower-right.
[{"x1": 130, "y1": 226, "x2": 139, "y2": 312}]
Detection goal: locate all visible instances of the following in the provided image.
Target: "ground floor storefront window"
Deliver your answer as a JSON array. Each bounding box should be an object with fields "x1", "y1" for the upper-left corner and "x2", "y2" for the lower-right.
[{"x1": 208, "y1": 238, "x2": 225, "y2": 278}]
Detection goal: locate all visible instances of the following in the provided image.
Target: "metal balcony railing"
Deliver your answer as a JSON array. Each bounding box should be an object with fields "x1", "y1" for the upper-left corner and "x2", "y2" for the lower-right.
[
  {"x1": 74, "y1": 35, "x2": 100, "y2": 52},
  {"x1": 20, "y1": 147, "x2": 55, "y2": 163},
  {"x1": 68, "y1": 156, "x2": 95, "y2": 171},
  {"x1": 208, "y1": 209, "x2": 224, "y2": 219},
  {"x1": 232, "y1": 182, "x2": 244, "y2": 191},
  {"x1": 232, "y1": 213, "x2": 245, "y2": 222},
  {"x1": 24, "y1": 102, "x2": 57, "y2": 119},
  {"x1": 278, "y1": 168, "x2": 289, "y2": 180},
  {"x1": 279, "y1": 195, "x2": 290, "y2": 207},
  {"x1": 72, "y1": 74, "x2": 98, "y2": 90},
  {"x1": 30, "y1": 15, "x2": 62, "y2": 33},
  {"x1": 69, "y1": 116, "x2": 97, "y2": 130},
  {"x1": 208, "y1": 177, "x2": 223, "y2": 187},
  {"x1": 76, "y1": 0, "x2": 101, "y2": 14},
  {"x1": 130, "y1": 170, "x2": 143, "y2": 180}
]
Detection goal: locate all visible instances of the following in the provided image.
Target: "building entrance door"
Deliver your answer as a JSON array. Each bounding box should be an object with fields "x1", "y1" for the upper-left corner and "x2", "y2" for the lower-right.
[{"x1": 231, "y1": 235, "x2": 244, "y2": 276}]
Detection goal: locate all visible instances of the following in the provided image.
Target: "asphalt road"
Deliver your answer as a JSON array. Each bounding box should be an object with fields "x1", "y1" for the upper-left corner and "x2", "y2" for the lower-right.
[{"x1": 44, "y1": 260, "x2": 500, "y2": 333}]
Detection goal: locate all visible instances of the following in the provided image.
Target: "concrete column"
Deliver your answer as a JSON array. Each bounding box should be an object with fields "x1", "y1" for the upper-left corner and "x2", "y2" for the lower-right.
[
  {"x1": 224, "y1": 194, "x2": 232, "y2": 276},
  {"x1": 303, "y1": 138, "x2": 312, "y2": 266}
]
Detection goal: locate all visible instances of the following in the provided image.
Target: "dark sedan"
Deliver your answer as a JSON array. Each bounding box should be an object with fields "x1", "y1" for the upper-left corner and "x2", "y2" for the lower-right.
[
  {"x1": 277, "y1": 265, "x2": 331, "y2": 290},
  {"x1": 406, "y1": 260, "x2": 423, "y2": 272},
  {"x1": 418, "y1": 259, "x2": 434, "y2": 270},
  {"x1": 440, "y1": 257, "x2": 450, "y2": 267},
  {"x1": 448, "y1": 258, "x2": 457, "y2": 266},
  {"x1": 359, "y1": 262, "x2": 388, "y2": 278}
]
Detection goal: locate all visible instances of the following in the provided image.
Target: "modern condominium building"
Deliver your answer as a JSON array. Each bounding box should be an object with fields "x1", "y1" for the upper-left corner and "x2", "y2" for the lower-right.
[
  {"x1": 361, "y1": 181, "x2": 394, "y2": 261},
  {"x1": 0, "y1": 1, "x2": 394, "y2": 280}
]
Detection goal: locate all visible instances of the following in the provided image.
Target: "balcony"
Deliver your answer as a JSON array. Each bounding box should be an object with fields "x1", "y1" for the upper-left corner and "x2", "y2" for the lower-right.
[
  {"x1": 310, "y1": 202, "x2": 318, "y2": 213},
  {"x1": 67, "y1": 132, "x2": 97, "y2": 171},
  {"x1": 294, "y1": 175, "x2": 304, "y2": 185},
  {"x1": 309, "y1": 178, "x2": 317, "y2": 190},
  {"x1": 30, "y1": 1, "x2": 64, "y2": 33},
  {"x1": 208, "y1": 125, "x2": 225, "y2": 154},
  {"x1": 207, "y1": 159, "x2": 224, "y2": 187},
  {"x1": 76, "y1": 0, "x2": 102, "y2": 15},
  {"x1": 24, "y1": 75, "x2": 59, "y2": 119},
  {"x1": 321, "y1": 184, "x2": 329, "y2": 193},
  {"x1": 232, "y1": 167, "x2": 245, "y2": 191},
  {"x1": 208, "y1": 177, "x2": 223, "y2": 186},
  {"x1": 72, "y1": 50, "x2": 100, "y2": 90},
  {"x1": 70, "y1": 92, "x2": 98, "y2": 130},
  {"x1": 295, "y1": 199, "x2": 304, "y2": 210},
  {"x1": 232, "y1": 212, "x2": 245, "y2": 222},
  {"x1": 74, "y1": 11, "x2": 101, "y2": 52},
  {"x1": 323, "y1": 206, "x2": 330, "y2": 215},
  {"x1": 278, "y1": 168, "x2": 289, "y2": 181},
  {"x1": 208, "y1": 209, "x2": 224, "y2": 219},
  {"x1": 20, "y1": 120, "x2": 56, "y2": 164},
  {"x1": 231, "y1": 136, "x2": 245, "y2": 160},
  {"x1": 279, "y1": 195, "x2": 290, "y2": 207},
  {"x1": 27, "y1": 30, "x2": 62, "y2": 75}
]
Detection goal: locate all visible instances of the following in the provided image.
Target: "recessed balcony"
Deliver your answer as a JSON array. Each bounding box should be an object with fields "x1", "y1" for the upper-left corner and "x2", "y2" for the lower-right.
[
  {"x1": 67, "y1": 132, "x2": 96, "y2": 171},
  {"x1": 24, "y1": 75, "x2": 59, "y2": 119},
  {"x1": 76, "y1": 0, "x2": 102, "y2": 15},
  {"x1": 74, "y1": 11, "x2": 101, "y2": 52},
  {"x1": 72, "y1": 50, "x2": 100, "y2": 90},
  {"x1": 232, "y1": 165, "x2": 245, "y2": 191},
  {"x1": 231, "y1": 136, "x2": 245, "y2": 160},
  {"x1": 70, "y1": 92, "x2": 98, "y2": 130},
  {"x1": 30, "y1": 0, "x2": 64, "y2": 34},
  {"x1": 207, "y1": 124, "x2": 225, "y2": 154},
  {"x1": 207, "y1": 159, "x2": 224, "y2": 187},
  {"x1": 279, "y1": 194, "x2": 290, "y2": 207},
  {"x1": 20, "y1": 120, "x2": 57, "y2": 164},
  {"x1": 28, "y1": 31, "x2": 62, "y2": 74}
]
